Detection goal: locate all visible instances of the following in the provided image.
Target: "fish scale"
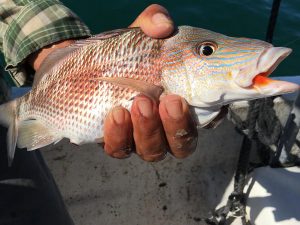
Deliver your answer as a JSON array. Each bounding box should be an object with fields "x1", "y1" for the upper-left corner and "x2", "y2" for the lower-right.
[
  {"x1": 0, "y1": 26, "x2": 298, "y2": 165},
  {"x1": 18, "y1": 28, "x2": 162, "y2": 145}
]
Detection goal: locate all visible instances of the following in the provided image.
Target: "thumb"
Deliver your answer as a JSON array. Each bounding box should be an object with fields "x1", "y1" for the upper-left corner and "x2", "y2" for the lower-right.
[{"x1": 129, "y1": 4, "x2": 174, "y2": 38}]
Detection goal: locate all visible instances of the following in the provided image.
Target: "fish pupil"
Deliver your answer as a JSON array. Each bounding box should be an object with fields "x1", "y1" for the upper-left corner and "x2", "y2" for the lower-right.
[{"x1": 202, "y1": 45, "x2": 214, "y2": 56}]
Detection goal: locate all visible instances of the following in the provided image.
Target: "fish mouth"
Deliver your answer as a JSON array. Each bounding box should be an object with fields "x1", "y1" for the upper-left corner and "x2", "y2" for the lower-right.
[
  {"x1": 232, "y1": 47, "x2": 299, "y2": 95},
  {"x1": 257, "y1": 47, "x2": 292, "y2": 77}
]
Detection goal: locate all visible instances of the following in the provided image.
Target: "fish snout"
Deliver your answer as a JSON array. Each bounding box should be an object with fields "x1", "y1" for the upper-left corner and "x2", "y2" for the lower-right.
[
  {"x1": 257, "y1": 47, "x2": 292, "y2": 75},
  {"x1": 232, "y1": 47, "x2": 292, "y2": 88},
  {"x1": 230, "y1": 47, "x2": 299, "y2": 96}
]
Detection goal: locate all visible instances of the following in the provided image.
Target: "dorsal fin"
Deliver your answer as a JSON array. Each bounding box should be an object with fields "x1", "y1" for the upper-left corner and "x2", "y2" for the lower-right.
[
  {"x1": 72, "y1": 28, "x2": 136, "y2": 47},
  {"x1": 33, "y1": 28, "x2": 138, "y2": 86}
]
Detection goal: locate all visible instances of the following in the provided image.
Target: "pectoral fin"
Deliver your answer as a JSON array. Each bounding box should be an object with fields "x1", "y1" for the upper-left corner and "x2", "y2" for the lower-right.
[{"x1": 95, "y1": 77, "x2": 164, "y2": 100}]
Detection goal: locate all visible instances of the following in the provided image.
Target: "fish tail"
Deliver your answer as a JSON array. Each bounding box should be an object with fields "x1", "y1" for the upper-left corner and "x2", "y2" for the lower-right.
[{"x1": 0, "y1": 100, "x2": 18, "y2": 166}]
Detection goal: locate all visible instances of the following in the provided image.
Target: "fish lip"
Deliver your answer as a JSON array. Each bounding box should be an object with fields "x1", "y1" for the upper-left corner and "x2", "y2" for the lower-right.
[
  {"x1": 232, "y1": 47, "x2": 292, "y2": 87},
  {"x1": 254, "y1": 47, "x2": 292, "y2": 80},
  {"x1": 249, "y1": 47, "x2": 299, "y2": 95}
]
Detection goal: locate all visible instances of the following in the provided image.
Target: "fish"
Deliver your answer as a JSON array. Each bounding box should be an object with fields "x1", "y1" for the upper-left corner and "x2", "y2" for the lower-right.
[{"x1": 0, "y1": 26, "x2": 298, "y2": 165}]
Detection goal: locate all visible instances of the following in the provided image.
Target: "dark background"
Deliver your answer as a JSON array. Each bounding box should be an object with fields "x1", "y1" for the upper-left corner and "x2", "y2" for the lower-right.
[{"x1": 61, "y1": 0, "x2": 300, "y2": 77}]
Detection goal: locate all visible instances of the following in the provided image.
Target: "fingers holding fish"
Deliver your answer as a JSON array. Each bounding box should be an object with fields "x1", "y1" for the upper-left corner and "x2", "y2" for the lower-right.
[
  {"x1": 131, "y1": 95, "x2": 168, "y2": 162},
  {"x1": 103, "y1": 107, "x2": 133, "y2": 159},
  {"x1": 159, "y1": 95, "x2": 198, "y2": 158},
  {"x1": 129, "y1": 4, "x2": 174, "y2": 38},
  {"x1": 4, "y1": 16, "x2": 298, "y2": 166},
  {"x1": 104, "y1": 95, "x2": 197, "y2": 161}
]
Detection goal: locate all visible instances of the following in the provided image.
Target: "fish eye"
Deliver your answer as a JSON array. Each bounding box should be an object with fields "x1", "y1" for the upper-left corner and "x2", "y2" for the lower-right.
[{"x1": 197, "y1": 42, "x2": 217, "y2": 56}]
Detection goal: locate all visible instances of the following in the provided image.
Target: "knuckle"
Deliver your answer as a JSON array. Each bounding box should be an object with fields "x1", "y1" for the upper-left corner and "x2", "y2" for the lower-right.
[
  {"x1": 111, "y1": 152, "x2": 131, "y2": 159},
  {"x1": 146, "y1": 4, "x2": 167, "y2": 12},
  {"x1": 139, "y1": 151, "x2": 167, "y2": 162},
  {"x1": 169, "y1": 129, "x2": 198, "y2": 158},
  {"x1": 134, "y1": 129, "x2": 166, "y2": 156},
  {"x1": 135, "y1": 141, "x2": 167, "y2": 162},
  {"x1": 140, "y1": 125, "x2": 162, "y2": 138},
  {"x1": 173, "y1": 128, "x2": 197, "y2": 143},
  {"x1": 104, "y1": 143, "x2": 132, "y2": 159}
]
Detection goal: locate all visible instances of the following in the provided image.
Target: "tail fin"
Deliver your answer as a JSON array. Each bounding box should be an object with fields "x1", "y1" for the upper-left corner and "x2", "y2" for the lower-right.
[{"x1": 0, "y1": 100, "x2": 18, "y2": 166}]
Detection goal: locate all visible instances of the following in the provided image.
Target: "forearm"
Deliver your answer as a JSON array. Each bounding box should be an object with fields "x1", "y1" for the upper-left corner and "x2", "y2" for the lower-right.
[
  {"x1": 27, "y1": 39, "x2": 76, "y2": 71},
  {"x1": 0, "y1": 0, "x2": 90, "y2": 86}
]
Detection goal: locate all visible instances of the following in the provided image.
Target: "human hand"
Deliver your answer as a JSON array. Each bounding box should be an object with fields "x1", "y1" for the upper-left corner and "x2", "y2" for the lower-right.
[
  {"x1": 28, "y1": 4, "x2": 198, "y2": 162},
  {"x1": 103, "y1": 4, "x2": 198, "y2": 161}
]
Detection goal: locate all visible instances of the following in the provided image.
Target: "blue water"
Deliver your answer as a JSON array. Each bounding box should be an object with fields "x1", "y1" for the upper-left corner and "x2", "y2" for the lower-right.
[{"x1": 61, "y1": 0, "x2": 300, "y2": 76}]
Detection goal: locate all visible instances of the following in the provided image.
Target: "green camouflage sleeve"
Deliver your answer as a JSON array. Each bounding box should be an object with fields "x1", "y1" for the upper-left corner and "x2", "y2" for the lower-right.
[{"x1": 0, "y1": 0, "x2": 91, "y2": 86}]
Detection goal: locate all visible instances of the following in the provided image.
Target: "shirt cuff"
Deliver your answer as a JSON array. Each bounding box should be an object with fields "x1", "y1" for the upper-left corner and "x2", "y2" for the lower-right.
[{"x1": 3, "y1": 0, "x2": 91, "y2": 86}]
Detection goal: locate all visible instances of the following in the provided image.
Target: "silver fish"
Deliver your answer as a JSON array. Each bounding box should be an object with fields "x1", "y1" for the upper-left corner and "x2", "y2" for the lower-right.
[{"x1": 0, "y1": 26, "x2": 298, "y2": 165}]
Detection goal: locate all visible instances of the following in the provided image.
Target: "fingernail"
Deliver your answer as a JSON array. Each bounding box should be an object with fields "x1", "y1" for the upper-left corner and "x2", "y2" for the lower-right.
[
  {"x1": 152, "y1": 12, "x2": 172, "y2": 25},
  {"x1": 137, "y1": 98, "x2": 153, "y2": 118},
  {"x1": 112, "y1": 107, "x2": 125, "y2": 125},
  {"x1": 165, "y1": 98, "x2": 183, "y2": 120}
]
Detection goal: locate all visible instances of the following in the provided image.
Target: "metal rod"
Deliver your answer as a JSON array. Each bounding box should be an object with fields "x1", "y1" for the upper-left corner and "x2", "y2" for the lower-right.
[{"x1": 265, "y1": 0, "x2": 282, "y2": 43}]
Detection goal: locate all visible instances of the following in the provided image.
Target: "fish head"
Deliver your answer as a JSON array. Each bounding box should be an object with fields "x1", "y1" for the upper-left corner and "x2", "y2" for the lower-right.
[{"x1": 162, "y1": 26, "x2": 299, "y2": 108}]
